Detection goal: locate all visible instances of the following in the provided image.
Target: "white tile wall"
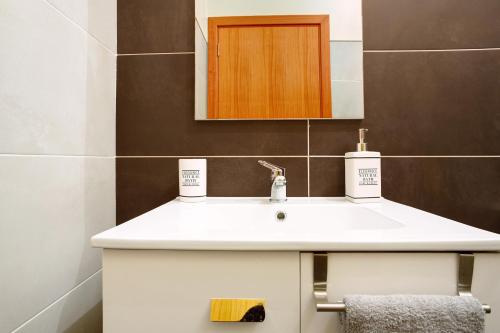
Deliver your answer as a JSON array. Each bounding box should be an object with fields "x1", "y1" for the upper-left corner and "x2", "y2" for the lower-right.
[
  {"x1": 0, "y1": 156, "x2": 115, "y2": 332},
  {"x1": 195, "y1": 0, "x2": 209, "y2": 46},
  {"x1": 46, "y1": 0, "x2": 117, "y2": 52},
  {"x1": 13, "y1": 271, "x2": 103, "y2": 333},
  {"x1": 0, "y1": 0, "x2": 116, "y2": 331},
  {"x1": 0, "y1": 0, "x2": 116, "y2": 156}
]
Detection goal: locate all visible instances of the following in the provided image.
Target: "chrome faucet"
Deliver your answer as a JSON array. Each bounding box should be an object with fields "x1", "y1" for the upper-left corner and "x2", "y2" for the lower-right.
[{"x1": 258, "y1": 160, "x2": 287, "y2": 202}]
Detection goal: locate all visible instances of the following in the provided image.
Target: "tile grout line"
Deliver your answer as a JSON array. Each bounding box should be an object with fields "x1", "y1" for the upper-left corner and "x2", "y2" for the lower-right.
[
  {"x1": 385, "y1": 155, "x2": 500, "y2": 158},
  {"x1": 111, "y1": 155, "x2": 500, "y2": 159},
  {"x1": 307, "y1": 120, "x2": 311, "y2": 197},
  {"x1": 364, "y1": 47, "x2": 500, "y2": 53},
  {"x1": 310, "y1": 155, "x2": 500, "y2": 158},
  {"x1": 7, "y1": 154, "x2": 490, "y2": 159},
  {"x1": 0, "y1": 154, "x2": 115, "y2": 158},
  {"x1": 11, "y1": 269, "x2": 102, "y2": 333},
  {"x1": 42, "y1": 0, "x2": 116, "y2": 56},
  {"x1": 116, "y1": 155, "x2": 309, "y2": 158}
]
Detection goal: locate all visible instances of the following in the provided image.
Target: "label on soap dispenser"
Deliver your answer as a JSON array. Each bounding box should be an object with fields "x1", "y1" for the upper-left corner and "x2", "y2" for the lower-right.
[
  {"x1": 345, "y1": 152, "x2": 381, "y2": 202},
  {"x1": 358, "y1": 168, "x2": 378, "y2": 186}
]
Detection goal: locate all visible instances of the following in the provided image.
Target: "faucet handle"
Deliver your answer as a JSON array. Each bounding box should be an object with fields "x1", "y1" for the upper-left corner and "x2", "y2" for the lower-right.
[{"x1": 258, "y1": 160, "x2": 286, "y2": 178}]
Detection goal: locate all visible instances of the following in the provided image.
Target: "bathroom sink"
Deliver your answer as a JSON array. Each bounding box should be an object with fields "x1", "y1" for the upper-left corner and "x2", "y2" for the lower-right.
[
  {"x1": 91, "y1": 197, "x2": 500, "y2": 251},
  {"x1": 172, "y1": 201, "x2": 403, "y2": 234}
]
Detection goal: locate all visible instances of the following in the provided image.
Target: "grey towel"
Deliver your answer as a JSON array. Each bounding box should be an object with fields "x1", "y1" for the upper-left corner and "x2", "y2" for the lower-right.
[{"x1": 340, "y1": 295, "x2": 484, "y2": 333}]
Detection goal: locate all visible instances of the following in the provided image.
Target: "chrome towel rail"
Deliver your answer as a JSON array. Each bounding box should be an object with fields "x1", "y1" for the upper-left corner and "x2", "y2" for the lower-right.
[{"x1": 313, "y1": 252, "x2": 491, "y2": 314}]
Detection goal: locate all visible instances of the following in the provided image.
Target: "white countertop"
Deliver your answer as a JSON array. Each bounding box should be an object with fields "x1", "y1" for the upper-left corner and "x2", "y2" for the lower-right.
[{"x1": 91, "y1": 197, "x2": 500, "y2": 251}]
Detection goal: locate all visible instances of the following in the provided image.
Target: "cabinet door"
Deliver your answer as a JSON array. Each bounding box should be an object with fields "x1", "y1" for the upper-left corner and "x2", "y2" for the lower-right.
[
  {"x1": 300, "y1": 253, "x2": 500, "y2": 333},
  {"x1": 103, "y1": 250, "x2": 300, "y2": 333}
]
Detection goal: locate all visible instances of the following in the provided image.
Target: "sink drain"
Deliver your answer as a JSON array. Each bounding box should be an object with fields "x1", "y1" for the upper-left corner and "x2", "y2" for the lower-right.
[{"x1": 276, "y1": 211, "x2": 287, "y2": 222}]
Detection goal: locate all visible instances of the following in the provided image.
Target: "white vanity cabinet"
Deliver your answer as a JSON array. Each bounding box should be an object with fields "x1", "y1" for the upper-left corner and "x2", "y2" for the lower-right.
[
  {"x1": 93, "y1": 198, "x2": 500, "y2": 333},
  {"x1": 102, "y1": 250, "x2": 500, "y2": 333}
]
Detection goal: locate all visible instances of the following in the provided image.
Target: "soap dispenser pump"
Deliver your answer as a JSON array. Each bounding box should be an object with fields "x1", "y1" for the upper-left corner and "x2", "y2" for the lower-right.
[{"x1": 345, "y1": 129, "x2": 381, "y2": 203}]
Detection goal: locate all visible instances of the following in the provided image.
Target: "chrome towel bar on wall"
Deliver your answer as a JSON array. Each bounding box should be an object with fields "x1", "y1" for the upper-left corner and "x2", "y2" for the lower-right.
[{"x1": 312, "y1": 252, "x2": 491, "y2": 314}]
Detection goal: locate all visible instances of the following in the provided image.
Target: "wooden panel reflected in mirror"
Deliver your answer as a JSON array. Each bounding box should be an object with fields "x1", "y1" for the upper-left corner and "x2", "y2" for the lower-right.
[{"x1": 208, "y1": 15, "x2": 331, "y2": 119}]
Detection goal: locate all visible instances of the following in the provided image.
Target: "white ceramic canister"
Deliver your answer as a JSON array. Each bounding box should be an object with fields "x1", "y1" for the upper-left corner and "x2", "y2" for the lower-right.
[{"x1": 178, "y1": 159, "x2": 207, "y2": 202}]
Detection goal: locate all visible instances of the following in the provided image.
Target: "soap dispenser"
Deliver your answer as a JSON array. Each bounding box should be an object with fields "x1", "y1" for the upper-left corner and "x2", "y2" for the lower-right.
[{"x1": 345, "y1": 129, "x2": 381, "y2": 203}]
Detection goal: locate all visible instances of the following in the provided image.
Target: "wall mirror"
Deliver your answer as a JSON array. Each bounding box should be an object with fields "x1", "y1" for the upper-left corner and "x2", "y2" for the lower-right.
[{"x1": 195, "y1": 0, "x2": 363, "y2": 120}]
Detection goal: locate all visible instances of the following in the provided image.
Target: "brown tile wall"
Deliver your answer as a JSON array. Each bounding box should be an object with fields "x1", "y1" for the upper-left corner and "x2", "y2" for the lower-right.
[{"x1": 116, "y1": 0, "x2": 500, "y2": 234}]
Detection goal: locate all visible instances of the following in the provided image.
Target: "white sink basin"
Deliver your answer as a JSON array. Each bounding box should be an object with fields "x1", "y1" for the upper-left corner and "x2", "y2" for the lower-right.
[
  {"x1": 91, "y1": 197, "x2": 500, "y2": 251},
  {"x1": 175, "y1": 201, "x2": 403, "y2": 234}
]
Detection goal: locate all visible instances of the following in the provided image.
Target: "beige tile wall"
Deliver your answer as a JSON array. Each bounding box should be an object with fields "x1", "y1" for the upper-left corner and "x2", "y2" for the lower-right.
[{"x1": 0, "y1": 0, "x2": 116, "y2": 331}]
